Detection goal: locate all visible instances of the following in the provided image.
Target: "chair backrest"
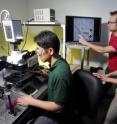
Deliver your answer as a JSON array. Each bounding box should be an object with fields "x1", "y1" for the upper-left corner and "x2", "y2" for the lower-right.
[{"x1": 72, "y1": 69, "x2": 104, "y2": 118}]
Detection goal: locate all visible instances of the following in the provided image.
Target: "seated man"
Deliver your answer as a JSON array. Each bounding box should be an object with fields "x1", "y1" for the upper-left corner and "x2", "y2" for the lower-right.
[
  {"x1": 94, "y1": 71, "x2": 117, "y2": 124},
  {"x1": 17, "y1": 31, "x2": 74, "y2": 124}
]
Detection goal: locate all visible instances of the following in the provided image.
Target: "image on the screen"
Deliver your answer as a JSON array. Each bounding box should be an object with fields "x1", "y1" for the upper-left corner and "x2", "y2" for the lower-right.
[
  {"x1": 22, "y1": 85, "x2": 36, "y2": 95},
  {"x1": 74, "y1": 18, "x2": 94, "y2": 41},
  {"x1": 66, "y1": 16, "x2": 101, "y2": 42}
]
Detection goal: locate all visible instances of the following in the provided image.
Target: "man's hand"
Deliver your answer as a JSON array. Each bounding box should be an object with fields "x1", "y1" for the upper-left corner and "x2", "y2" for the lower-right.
[
  {"x1": 93, "y1": 73, "x2": 110, "y2": 82},
  {"x1": 17, "y1": 95, "x2": 34, "y2": 106},
  {"x1": 40, "y1": 68, "x2": 49, "y2": 77},
  {"x1": 30, "y1": 68, "x2": 49, "y2": 77},
  {"x1": 93, "y1": 72, "x2": 103, "y2": 78},
  {"x1": 79, "y1": 35, "x2": 89, "y2": 46}
]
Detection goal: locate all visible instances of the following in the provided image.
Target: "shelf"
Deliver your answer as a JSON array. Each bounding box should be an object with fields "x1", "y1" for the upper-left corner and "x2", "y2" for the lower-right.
[
  {"x1": 65, "y1": 43, "x2": 91, "y2": 69},
  {"x1": 65, "y1": 43, "x2": 90, "y2": 50},
  {"x1": 22, "y1": 21, "x2": 66, "y2": 58},
  {"x1": 23, "y1": 21, "x2": 61, "y2": 26}
]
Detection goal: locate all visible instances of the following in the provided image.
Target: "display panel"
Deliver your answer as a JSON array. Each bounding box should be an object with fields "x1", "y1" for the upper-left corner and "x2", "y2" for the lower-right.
[
  {"x1": 22, "y1": 85, "x2": 36, "y2": 95},
  {"x1": 66, "y1": 16, "x2": 101, "y2": 42},
  {"x1": 2, "y1": 20, "x2": 23, "y2": 43}
]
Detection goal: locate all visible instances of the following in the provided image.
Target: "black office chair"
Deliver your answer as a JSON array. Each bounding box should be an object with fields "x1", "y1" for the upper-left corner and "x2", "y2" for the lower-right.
[{"x1": 72, "y1": 69, "x2": 105, "y2": 123}]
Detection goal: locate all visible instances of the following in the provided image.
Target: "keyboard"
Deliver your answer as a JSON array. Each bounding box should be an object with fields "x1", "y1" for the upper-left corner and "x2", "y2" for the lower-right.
[{"x1": 4, "y1": 71, "x2": 33, "y2": 84}]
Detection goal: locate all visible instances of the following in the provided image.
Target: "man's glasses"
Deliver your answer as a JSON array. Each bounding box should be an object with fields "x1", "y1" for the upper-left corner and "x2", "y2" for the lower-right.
[{"x1": 108, "y1": 21, "x2": 117, "y2": 24}]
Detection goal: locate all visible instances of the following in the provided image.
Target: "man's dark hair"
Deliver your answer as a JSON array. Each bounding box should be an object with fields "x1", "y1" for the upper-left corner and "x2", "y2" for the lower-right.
[
  {"x1": 34, "y1": 31, "x2": 60, "y2": 53},
  {"x1": 110, "y1": 10, "x2": 117, "y2": 16}
]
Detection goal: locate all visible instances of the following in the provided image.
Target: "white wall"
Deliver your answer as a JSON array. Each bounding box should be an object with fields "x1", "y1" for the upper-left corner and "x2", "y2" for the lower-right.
[
  {"x1": 0, "y1": 0, "x2": 28, "y2": 21},
  {"x1": 27, "y1": 0, "x2": 117, "y2": 69},
  {"x1": 28, "y1": 0, "x2": 117, "y2": 23},
  {"x1": 27, "y1": 0, "x2": 117, "y2": 44}
]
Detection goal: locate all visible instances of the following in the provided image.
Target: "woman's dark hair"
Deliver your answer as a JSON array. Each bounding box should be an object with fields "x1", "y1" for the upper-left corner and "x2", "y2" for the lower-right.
[{"x1": 34, "y1": 31, "x2": 60, "y2": 53}]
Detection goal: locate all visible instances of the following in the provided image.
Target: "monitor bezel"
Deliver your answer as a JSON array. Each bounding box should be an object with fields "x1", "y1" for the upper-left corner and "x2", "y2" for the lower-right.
[{"x1": 65, "y1": 16, "x2": 101, "y2": 43}]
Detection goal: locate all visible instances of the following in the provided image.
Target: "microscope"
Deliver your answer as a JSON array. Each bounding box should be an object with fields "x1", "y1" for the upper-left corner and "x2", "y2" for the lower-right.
[
  {"x1": 1, "y1": 10, "x2": 38, "y2": 69},
  {"x1": 0, "y1": 10, "x2": 40, "y2": 122}
]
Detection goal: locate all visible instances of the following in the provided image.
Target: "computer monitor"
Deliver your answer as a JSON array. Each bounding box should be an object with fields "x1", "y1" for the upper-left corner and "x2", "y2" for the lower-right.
[
  {"x1": 2, "y1": 20, "x2": 23, "y2": 43},
  {"x1": 66, "y1": 16, "x2": 101, "y2": 42}
]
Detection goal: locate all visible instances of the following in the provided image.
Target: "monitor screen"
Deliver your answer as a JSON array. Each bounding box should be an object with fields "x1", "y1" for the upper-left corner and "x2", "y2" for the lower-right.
[
  {"x1": 4, "y1": 26, "x2": 12, "y2": 39},
  {"x1": 2, "y1": 20, "x2": 23, "y2": 43},
  {"x1": 66, "y1": 16, "x2": 101, "y2": 42}
]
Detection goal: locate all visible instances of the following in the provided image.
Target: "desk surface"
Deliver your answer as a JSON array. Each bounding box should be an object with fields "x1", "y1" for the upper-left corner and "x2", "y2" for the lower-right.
[
  {"x1": 0, "y1": 65, "x2": 79, "y2": 124},
  {"x1": 0, "y1": 82, "x2": 48, "y2": 124},
  {"x1": 0, "y1": 67, "x2": 48, "y2": 124}
]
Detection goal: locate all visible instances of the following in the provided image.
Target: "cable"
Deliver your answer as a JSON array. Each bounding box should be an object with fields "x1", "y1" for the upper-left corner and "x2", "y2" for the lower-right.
[
  {"x1": 21, "y1": 18, "x2": 34, "y2": 51},
  {"x1": 21, "y1": 21, "x2": 29, "y2": 51},
  {"x1": 7, "y1": 42, "x2": 10, "y2": 55},
  {"x1": 0, "y1": 10, "x2": 11, "y2": 26},
  {"x1": 0, "y1": 10, "x2": 11, "y2": 55}
]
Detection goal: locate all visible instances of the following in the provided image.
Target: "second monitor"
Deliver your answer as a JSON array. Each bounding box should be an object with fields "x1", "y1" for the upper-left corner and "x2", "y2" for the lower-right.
[{"x1": 66, "y1": 16, "x2": 101, "y2": 42}]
